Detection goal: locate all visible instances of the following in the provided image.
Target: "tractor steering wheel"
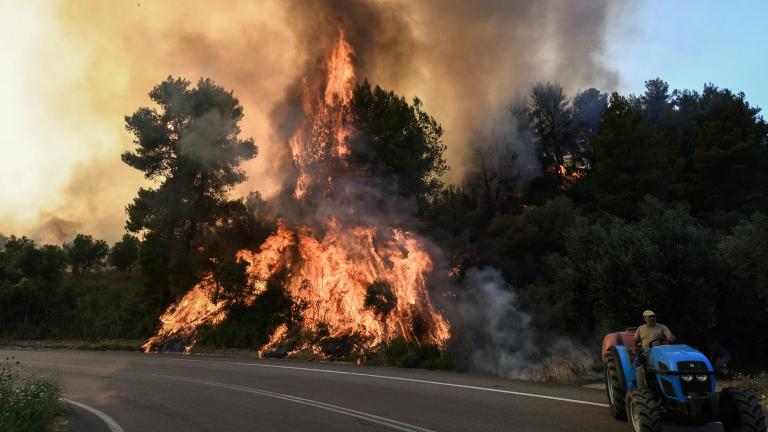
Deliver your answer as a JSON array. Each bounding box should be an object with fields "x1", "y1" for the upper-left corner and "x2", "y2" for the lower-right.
[{"x1": 647, "y1": 337, "x2": 669, "y2": 348}]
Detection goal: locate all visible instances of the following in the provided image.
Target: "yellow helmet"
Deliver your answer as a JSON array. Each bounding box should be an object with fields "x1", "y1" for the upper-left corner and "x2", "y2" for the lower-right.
[{"x1": 643, "y1": 310, "x2": 656, "y2": 317}]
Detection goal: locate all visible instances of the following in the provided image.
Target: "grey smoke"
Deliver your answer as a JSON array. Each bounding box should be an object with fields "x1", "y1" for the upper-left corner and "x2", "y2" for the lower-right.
[
  {"x1": 457, "y1": 267, "x2": 596, "y2": 382},
  {"x1": 273, "y1": 0, "x2": 622, "y2": 186}
]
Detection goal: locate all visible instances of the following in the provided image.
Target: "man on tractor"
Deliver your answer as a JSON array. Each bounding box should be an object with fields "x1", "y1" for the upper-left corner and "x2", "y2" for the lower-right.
[
  {"x1": 602, "y1": 311, "x2": 766, "y2": 431},
  {"x1": 634, "y1": 310, "x2": 676, "y2": 349},
  {"x1": 634, "y1": 310, "x2": 676, "y2": 389}
]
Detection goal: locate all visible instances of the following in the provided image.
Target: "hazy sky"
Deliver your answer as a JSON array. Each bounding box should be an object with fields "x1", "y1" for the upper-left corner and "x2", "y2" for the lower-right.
[
  {"x1": 606, "y1": 0, "x2": 768, "y2": 109},
  {"x1": 1, "y1": 0, "x2": 765, "y2": 243}
]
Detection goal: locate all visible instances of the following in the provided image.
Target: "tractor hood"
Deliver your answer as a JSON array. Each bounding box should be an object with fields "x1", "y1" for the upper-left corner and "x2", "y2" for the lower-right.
[{"x1": 649, "y1": 344, "x2": 713, "y2": 371}]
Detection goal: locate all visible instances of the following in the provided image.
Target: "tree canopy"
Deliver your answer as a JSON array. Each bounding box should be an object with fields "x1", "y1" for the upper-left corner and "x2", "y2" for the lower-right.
[
  {"x1": 350, "y1": 81, "x2": 447, "y2": 207},
  {"x1": 66, "y1": 234, "x2": 109, "y2": 274},
  {"x1": 122, "y1": 76, "x2": 258, "y2": 305}
]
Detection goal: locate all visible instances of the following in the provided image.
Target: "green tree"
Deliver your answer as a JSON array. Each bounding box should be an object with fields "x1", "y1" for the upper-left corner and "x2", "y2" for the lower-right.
[
  {"x1": 640, "y1": 78, "x2": 671, "y2": 124},
  {"x1": 720, "y1": 212, "x2": 768, "y2": 303},
  {"x1": 66, "y1": 234, "x2": 109, "y2": 274},
  {"x1": 536, "y1": 198, "x2": 722, "y2": 342},
  {"x1": 592, "y1": 80, "x2": 768, "y2": 219},
  {"x1": 109, "y1": 234, "x2": 140, "y2": 273},
  {"x1": 350, "y1": 80, "x2": 447, "y2": 207},
  {"x1": 677, "y1": 85, "x2": 768, "y2": 215},
  {"x1": 122, "y1": 76, "x2": 257, "y2": 305},
  {"x1": 572, "y1": 87, "x2": 608, "y2": 170},
  {"x1": 592, "y1": 92, "x2": 671, "y2": 218},
  {"x1": 1, "y1": 237, "x2": 67, "y2": 282},
  {"x1": 485, "y1": 197, "x2": 578, "y2": 286}
]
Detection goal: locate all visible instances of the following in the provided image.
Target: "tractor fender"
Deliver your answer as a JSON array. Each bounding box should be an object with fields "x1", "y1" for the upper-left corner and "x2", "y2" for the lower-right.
[{"x1": 608, "y1": 345, "x2": 637, "y2": 391}]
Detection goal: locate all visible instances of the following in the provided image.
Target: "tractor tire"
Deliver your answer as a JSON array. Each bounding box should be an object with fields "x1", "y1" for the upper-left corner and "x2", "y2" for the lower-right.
[
  {"x1": 605, "y1": 351, "x2": 627, "y2": 420},
  {"x1": 626, "y1": 390, "x2": 662, "y2": 432},
  {"x1": 720, "y1": 388, "x2": 767, "y2": 432}
]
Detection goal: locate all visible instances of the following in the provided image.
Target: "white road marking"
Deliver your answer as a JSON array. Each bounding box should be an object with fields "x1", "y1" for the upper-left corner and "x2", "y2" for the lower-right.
[
  {"x1": 62, "y1": 398, "x2": 125, "y2": 432},
  {"x1": 184, "y1": 378, "x2": 436, "y2": 432},
  {"x1": 161, "y1": 356, "x2": 610, "y2": 408}
]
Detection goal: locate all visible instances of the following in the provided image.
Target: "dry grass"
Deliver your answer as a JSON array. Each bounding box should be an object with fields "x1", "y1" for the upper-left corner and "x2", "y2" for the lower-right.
[
  {"x1": 720, "y1": 372, "x2": 768, "y2": 410},
  {"x1": 1, "y1": 339, "x2": 144, "y2": 351}
]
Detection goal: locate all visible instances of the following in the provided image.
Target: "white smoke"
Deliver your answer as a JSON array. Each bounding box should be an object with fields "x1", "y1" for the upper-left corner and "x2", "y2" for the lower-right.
[{"x1": 457, "y1": 267, "x2": 596, "y2": 382}]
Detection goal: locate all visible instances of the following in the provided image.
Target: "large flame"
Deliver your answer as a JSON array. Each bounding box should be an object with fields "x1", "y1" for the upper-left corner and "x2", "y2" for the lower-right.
[
  {"x1": 144, "y1": 29, "x2": 450, "y2": 356},
  {"x1": 290, "y1": 30, "x2": 355, "y2": 199}
]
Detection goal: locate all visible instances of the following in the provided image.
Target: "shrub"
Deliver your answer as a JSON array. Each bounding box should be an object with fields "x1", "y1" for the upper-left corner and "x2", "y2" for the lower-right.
[
  {"x1": 0, "y1": 358, "x2": 63, "y2": 432},
  {"x1": 381, "y1": 339, "x2": 453, "y2": 370}
]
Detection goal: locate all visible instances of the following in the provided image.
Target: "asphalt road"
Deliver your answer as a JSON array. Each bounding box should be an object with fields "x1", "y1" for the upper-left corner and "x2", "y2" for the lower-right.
[{"x1": 0, "y1": 349, "x2": 723, "y2": 432}]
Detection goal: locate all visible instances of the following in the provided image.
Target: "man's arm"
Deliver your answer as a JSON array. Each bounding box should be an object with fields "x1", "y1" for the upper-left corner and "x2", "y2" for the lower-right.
[
  {"x1": 663, "y1": 325, "x2": 676, "y2": 343},
  {"x1": 634, "y1": 326, "x2": 642, "y2": 344}
]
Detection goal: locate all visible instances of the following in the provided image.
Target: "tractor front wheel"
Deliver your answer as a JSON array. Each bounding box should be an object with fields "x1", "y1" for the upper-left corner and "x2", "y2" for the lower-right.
[
  {"x1": 720, "y1": 388, "x2": 767, "y2": 432},
  {"x1": 626, "y1": 390, "x2": 662, "y2": 432}
]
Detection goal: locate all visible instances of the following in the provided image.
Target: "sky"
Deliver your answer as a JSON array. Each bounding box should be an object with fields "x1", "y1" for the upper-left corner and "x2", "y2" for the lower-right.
[
  {"x1": 0, "y1": 0, "x2": 766, "y2": 244},
  {"x1": 607, "y1": 0, "x2": 768, "y2": 109}
]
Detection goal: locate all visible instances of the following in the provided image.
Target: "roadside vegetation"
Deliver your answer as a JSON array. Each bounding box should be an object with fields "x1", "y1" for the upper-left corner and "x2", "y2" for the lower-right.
[
  {"x1": 722, "y1": 373, "x2": 768, "y2": 410},
  {"x1": 2, "y1": 77, "x2": 767, "y2": 377},
  {"x1": 0, "y1": 357, "x2": 62, "y2": 432}
]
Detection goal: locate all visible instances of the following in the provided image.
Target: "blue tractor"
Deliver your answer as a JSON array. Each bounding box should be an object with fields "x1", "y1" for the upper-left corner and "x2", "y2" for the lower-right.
[{"x1": 602, "y1": 330, "x2": 767, "y2": 432}]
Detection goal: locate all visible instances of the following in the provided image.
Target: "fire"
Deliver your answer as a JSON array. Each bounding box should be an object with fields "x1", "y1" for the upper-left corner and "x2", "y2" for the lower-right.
[
  {"x1": 143, "y1": 222, "x2": 295, "y2": 352},
  {"x1": 558, "y1": 164, "x2": 584, "y2": 184},
  {"x1": 289, "y1": 30, "x2": 355, "y2": 199},
  {"x1": 144, "y1": 29, "x2": 450, "y2": 356}
]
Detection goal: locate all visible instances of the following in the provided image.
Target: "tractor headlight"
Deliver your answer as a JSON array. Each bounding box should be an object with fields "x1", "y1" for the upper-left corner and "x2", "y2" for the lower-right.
[
  {"x1": 681, "y1": 374, "x2": 694, "y2": 382},
  {"x1": 696, "y1": 375, "x2": 708, "y2": 382}
]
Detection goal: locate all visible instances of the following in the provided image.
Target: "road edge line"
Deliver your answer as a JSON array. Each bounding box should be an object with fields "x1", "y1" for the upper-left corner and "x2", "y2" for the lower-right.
[{"x1": 62, "y1": 398, "x2": 125, "y2": 432}]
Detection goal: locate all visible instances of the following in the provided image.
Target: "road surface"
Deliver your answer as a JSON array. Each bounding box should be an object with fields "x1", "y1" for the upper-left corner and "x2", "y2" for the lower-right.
[{"x1": 0, "y1": 349, "x2": 722, "y2": 431}]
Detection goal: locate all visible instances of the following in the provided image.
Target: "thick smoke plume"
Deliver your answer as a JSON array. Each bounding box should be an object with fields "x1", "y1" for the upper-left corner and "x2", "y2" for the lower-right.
[
  {"x1": 271, "y1": 0, "x2": 620, "y2": 192},
  {"x1": 3, "y1": 0, "x2": 620, "y2": 242}
]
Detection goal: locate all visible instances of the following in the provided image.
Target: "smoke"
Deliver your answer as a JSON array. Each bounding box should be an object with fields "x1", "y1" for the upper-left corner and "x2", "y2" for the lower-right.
[
  {"x1": 270, "y1": 0, "x2": 620, "y2": 190},
  {"x1": 1, "y1": 0, "x2": 622, "y2": 242},
  {"x1": 464, "y1": 105, "x2": 541, "y2": 201},
  {"x1": 455, "y1": 267, "x2": 596, "y2": 382}
]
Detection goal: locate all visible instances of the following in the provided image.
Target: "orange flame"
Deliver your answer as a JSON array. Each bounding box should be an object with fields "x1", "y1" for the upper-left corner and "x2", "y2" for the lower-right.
[
  {"x1": 144, "y1": 28, "x2": 450, "y2": 356},
  {"x1": 558, "y1": 164, "x2": 584, "y2": 185},
  {"x1": 289, "y1": 29, "x2": 355, "y2": 199}
]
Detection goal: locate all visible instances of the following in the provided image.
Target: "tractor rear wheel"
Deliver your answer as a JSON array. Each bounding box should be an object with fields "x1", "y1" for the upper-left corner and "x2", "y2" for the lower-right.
[
  {"x1": 605, "y1": 351, "x2": 627, "y2": 420},
  {"x1": 626, "y1": 390, "x2": 662, "y2": 432},
  {"x1": 720, "y1": 388, "x2": 767, "y2": 432}
]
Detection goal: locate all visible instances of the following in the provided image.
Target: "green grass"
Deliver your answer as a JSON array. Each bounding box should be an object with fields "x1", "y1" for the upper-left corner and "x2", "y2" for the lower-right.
[{"x1": 0, "y1": 357, "x2": 63, "y2": 432}]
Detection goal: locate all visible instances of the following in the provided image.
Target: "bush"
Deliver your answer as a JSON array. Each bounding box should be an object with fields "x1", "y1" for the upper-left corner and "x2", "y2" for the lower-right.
[
  {"x1": 380, "y1": 339, "x2": 453, "y2": 370},
  {"x1": 0, "y1": 270, "x2": 157, "y2": 341},
  {"x1": 535, "y1": 197, "x2": 723, "y2": 342},
  {"x1": 0, "y1": 357, "x2": 63, "y2": 432},
  {"x1": 196, "y1": 279, "x2": 295, "y2": 350}
]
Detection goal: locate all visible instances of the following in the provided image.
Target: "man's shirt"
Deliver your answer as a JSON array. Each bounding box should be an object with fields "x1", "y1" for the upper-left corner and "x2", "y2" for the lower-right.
[{"x1": 635, "y1": 323, "x2": 673, "y2": 349}]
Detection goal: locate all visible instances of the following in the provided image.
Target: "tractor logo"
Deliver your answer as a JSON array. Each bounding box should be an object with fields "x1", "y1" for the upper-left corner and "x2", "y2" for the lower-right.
[{"x1": 689, "y1": 363, "x2": 695, "y2": 368}]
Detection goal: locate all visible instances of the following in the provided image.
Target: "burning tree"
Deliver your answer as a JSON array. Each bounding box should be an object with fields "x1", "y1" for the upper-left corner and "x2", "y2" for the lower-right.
[{"x1": 143, "y1": 29, "x2": 450, "y2": 357}]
